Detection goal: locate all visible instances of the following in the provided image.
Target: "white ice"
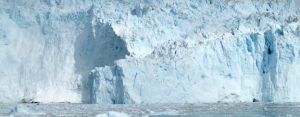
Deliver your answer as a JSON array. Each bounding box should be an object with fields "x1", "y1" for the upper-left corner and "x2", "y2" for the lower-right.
[
  {"x1": 9, "y1": 105, "x2": 45, "y2": 116},
  {"x1": 1, "y1": 0, "x2": 300, "y2": 104},
  {"x1": 95, "y1": 111, "x2": 130, "y2": 117}
]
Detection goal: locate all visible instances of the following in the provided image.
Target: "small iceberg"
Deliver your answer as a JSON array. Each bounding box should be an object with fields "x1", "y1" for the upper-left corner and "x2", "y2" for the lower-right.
[
  {"x1": 9, "y1": 105, "x2": 45, "y2": 116},
  {"x1": 96, "y1": 111, "x2": 130, "y2": 117}
]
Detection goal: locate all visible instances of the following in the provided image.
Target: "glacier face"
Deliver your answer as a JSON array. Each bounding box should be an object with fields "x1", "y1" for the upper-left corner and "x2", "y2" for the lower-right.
[
  {"x1": 89, "y1": 0, "x2": 300, "y2": 104},
  {"x1": 0, "y1": 0, "x2": 300, "y2": 104},
  {"x1": 0, "y1": 0, "x2": 130, "y2": 103}
]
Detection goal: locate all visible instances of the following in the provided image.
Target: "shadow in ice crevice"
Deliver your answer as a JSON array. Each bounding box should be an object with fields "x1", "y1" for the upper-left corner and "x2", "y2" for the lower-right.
[{"x1": 74, "y1": 16, "x2": 129, "y2": 103}]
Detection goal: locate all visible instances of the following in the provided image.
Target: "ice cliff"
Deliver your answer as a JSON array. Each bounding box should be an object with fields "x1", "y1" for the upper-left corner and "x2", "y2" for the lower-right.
[{"x1": 0, "y1": 0, "x2": 300, "y2": 104}]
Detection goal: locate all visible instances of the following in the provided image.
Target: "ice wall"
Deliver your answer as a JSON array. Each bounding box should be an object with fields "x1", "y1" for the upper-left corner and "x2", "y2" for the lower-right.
[
  {"x1": 0, "y1": 0, "x2": 129, "y2": 103},
  {"x1": 1, "y1": 0, "x2": 300, "y2": 103},
  {"x1": 89, "y1": 0, "x2": 300, "y2": 104}
]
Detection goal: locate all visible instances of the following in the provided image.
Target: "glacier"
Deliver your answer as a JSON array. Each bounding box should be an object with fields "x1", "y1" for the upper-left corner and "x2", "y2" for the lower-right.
[{"x1": 0, "y1": 0, "x2": 300, "y2": 104}]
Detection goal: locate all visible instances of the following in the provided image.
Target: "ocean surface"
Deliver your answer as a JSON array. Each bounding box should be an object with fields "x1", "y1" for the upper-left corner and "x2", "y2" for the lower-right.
[{"x1": 1, "y1": 102, "x2": 300, "y2": 116}]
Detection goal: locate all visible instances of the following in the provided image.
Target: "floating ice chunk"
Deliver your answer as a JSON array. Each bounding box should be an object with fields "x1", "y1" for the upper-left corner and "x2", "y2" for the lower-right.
[
  {"x1": 9, "y1": 105, "x2": 45, "y2": 116},
  {"x1": 150, "y1": 110, "x2": 178, "y2": 116},
  {"x1": 96, "y1": 113, "x2": 108, "y2": 117},
  {"x1": 95, "y1": 111, "x2": 130, "y2": 117}
]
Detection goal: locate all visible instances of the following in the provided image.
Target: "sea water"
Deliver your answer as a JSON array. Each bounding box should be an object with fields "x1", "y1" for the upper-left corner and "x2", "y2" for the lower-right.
[{"x1": 1, "y1": 103, "x2": 300, "y2": 117}]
